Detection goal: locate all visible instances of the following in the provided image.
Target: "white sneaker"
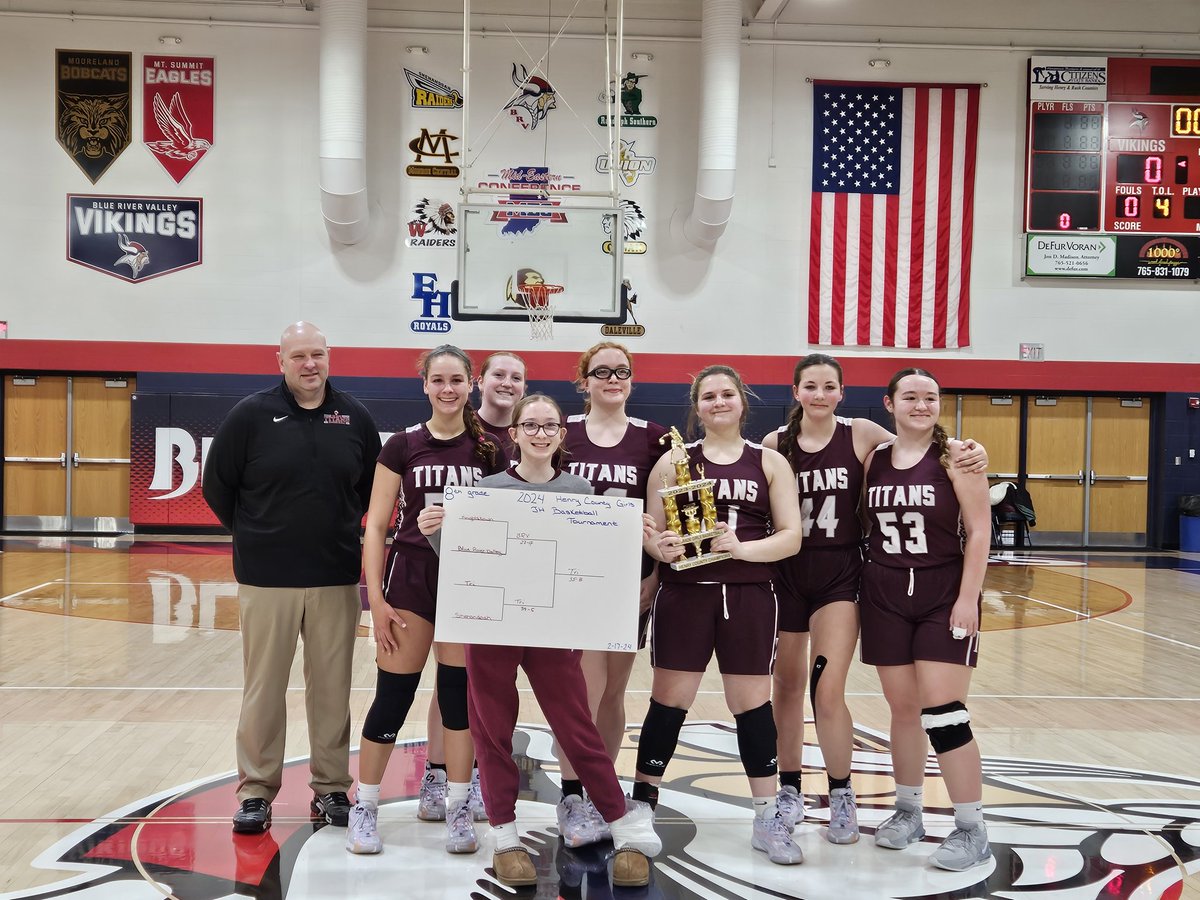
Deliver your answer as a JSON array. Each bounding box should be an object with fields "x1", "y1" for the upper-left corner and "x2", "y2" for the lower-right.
[
  {"x1": 468, "y1": 768, "x2": 488, "y2": 822},
  {"x1": 444, "y1": 800, "x2": 479, "y2": 854},
  {"x1": 607, "y1": 799, "x2": 662, "y2": 857},
  {"x1": 776, "y1": 785, "x2": 805, "y2": 830},
  {"x1": 826, "y1": 787, "x2": 859, "y2": 844},
  {"x1": 557, "y1": 794, "x2": 604, "y2": 848},
  {"x1": 345, "y1": 804, "x2": 382, "y2": 854},
  {"x1": 417, "y1": 768, "x2": 447, "y2": 821},
  {"x1": 929, "y1": 823, "x2": 991, "y2": 871},
  {"x1": 874, "y1": 805, "x2": 925, "y2": 849},
  {"x1": 751, "y1": 813, "x2": 804, "y2": 865}
]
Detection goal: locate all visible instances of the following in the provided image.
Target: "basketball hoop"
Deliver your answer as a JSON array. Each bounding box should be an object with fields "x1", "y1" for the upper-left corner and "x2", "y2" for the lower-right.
[{"x1": 516, "y1": 283, "x2": 564, "y2": 341}]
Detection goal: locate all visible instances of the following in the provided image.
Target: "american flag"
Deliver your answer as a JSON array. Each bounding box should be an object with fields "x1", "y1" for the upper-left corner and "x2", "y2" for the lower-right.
[{"x1": 808, "y1": 82, "x2": 980, "y2": 349}]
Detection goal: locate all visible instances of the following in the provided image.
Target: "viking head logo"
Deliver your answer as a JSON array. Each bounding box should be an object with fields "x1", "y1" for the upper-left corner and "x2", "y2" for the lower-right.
[
  {"x1": 58, "y1": 94, "x2": 128, "y2": 160},
  {"x1": 115, "y1": 232, "x2": 149, "y2": 279},
  {"x1": 505, "y1": 64, "x2": 557, "y2": 131}
]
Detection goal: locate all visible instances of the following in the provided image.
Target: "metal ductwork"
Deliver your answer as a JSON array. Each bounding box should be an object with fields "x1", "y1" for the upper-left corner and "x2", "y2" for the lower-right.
[
  {"x1": 319, "y1": 0, "x2": 369, "y2": 244},
  {"x1": 683, "y1": 0, "x2": 741, "y2": 248}
]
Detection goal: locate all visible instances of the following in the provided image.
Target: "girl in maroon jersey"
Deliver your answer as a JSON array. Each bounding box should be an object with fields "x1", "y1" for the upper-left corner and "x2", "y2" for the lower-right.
[
  {"x1": 347, "y1": 345, "x2": 507, "y2": 858},
  {"x1": 634, "y1": 365, "x2": 805, "y2": 866},
  {"x1": 418, "y1": 351, "x2": 528, "y2": 821},
  {"x1": 554, "y1": 341, "x2": 668, "y2": 847},
  {"x1": 860, "y1": 368, "x2": 991, "y2": 872},
  {"x1": 764, "y1": 354, "x2": 986, "y2": 845}
]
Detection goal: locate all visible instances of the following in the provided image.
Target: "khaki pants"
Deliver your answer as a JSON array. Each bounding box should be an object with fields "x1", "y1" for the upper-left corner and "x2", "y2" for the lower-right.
[{"x1": 236, "y1": 584, "x2": 360, "y2": 802}]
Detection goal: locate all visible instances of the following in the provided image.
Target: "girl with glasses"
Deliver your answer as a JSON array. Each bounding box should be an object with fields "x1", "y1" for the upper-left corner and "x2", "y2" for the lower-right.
[
  {"x1": 634, "y1": 365, "x2": 805, "y2": 865},
  {"x1": 763, "y1": 354, "x2": 986, "y2": 846},
  {"x1": 418, "y1": 394, "x2": 662, "y2": 888},
  {"x1": 347, "y1": 345, "x2": 507, "y2": 857},
  {"x1": 554, "y1": 341, "x2": 669, "y2": 847}
]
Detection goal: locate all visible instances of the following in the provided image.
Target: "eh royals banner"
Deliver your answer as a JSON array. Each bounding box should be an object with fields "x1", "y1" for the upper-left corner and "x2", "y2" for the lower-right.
[
  {"x1": 56, "y1": 49, "x2": 132, "y2": 183},
  {"x1": 68, "y1": 194, "x2": 203, "y2": 282},
  {"x1": 143, "y1": 55, "x2": 214, "y2": 183}
]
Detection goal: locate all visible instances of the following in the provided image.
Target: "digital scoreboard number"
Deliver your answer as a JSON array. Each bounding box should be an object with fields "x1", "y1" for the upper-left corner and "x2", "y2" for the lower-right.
[{"x1": 1025, "y1": 56, "x2": 1200, "y2": 279}]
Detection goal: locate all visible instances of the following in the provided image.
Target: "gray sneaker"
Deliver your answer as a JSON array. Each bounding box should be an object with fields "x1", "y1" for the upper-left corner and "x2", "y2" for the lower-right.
[
  {"x1": 826, "y1": 787, "x2": 859, "y2": 844},
  {"x1": 751, "y1": 814, "x2": 804, "y2": 865},
  {"x1": 468, "y1": 769, "x2": 488, "y2": 823},
  {"x1": 345, "y1": 803, "x2": 382, "y2": 854},
  {"x1": 417, "y1": 768, "x2": 447, "y2": 822},
  {"x1": 587, "y1": 798, "x2": 611, "y2": 841},
  {"x1": 775, "y1": 785, "x2": 805, "y2": 830},
  {"x1": 874, "y1": 806, "x2": 925, "y2": 849},
  {"x1": 558, "y1": 794, "x2": 604, "y2": 848},
  {"x1": 445, "y1": 800, "x2": 479, "y2": 854},
  {"x1": 929, "y1": 824, "x2": 991, "y2": 871}
]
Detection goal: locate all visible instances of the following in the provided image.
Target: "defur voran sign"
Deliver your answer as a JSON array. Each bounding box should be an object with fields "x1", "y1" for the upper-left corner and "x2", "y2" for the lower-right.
[{"x1": 67, "y1": 194, "x2": 203, "y2": 282}]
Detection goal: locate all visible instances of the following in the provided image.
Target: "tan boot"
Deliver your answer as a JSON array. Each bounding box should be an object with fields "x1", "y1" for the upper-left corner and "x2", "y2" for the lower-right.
[
  {"x1": 611, "y1": 847, "x2": 650, "y2": 887},
  {"x1": 492, "y1": 847, "x2": 538, "y2": 887}
]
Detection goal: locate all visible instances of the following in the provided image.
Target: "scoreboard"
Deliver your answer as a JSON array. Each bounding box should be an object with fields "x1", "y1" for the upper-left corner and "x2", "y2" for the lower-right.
[{"x1": 1025, "y1": 56, "x2": 1200, "y2": 279}]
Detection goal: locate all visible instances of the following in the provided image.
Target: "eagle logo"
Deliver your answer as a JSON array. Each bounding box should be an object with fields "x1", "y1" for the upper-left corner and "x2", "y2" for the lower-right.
[{"x1": 146, "y1": 92, "x2": 212, "y2": 161}]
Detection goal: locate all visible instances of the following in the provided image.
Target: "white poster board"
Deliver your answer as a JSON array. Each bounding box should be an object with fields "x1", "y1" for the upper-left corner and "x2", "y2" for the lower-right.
[{"x1": 433, "y1": 485, "x2": 643, "y2": 651}]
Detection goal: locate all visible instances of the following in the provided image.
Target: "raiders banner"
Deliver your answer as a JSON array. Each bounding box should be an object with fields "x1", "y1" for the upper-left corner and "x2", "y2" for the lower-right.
[
  {"x1": 67, "y1": 194, "x2": 203, "y2": 282},
  {"x1": 143, "y1": 55, "x2": 214, "y2": 183},
  {"x1": 56, "y1": 50, "x2": 132, "y2": 183}
]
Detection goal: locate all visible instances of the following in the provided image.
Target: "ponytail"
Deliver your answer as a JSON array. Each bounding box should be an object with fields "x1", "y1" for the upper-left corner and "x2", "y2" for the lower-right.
[
  {"x1": 779, "y1": 403, "x2": 803, "y2": 468},
  {"x1": 462, "y1": 404, "x2": 499, "y2": 469},
  {"x1": 932, "y1": 423, "x2": 950, "y2": 470}
]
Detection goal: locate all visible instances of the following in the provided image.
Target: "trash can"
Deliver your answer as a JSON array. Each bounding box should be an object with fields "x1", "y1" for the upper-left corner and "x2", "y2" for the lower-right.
[{"x1": 1180, "y1": 495, "x2": 1200, "y2": 552}]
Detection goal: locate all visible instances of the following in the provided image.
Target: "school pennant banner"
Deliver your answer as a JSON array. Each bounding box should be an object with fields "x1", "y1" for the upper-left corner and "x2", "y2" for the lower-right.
[
  {"x1": 143, "y1": 55, "x2": 215, "y2": 183},
  {"x1": 56, "y1": 50, "x2": 132, "y2": 184}
]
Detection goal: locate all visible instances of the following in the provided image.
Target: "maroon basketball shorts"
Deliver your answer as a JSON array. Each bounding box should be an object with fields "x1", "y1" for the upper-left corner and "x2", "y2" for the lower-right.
[
  {"x1": 858, "y1": 559, "x2": 980, "y2": 668},
  {"x1": 775, "y1": 545, "x2": 863, "y2": 633},
  {"x1": 383, "y1": 546, "x2": 439, "y2": 624},
  {"x1": 650, "y1": 581, "x2": 779, "y2": 675}
]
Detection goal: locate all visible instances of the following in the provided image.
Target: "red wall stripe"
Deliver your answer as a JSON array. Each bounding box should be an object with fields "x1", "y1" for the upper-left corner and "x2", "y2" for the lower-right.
[{"x1": 1, "y1": 339, "x2": 1195, "y2": 393}]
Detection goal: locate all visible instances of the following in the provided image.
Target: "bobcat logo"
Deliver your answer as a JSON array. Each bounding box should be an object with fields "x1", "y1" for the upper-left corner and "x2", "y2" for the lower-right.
[{"x1": 58, "y1": 94, "x2": 129, "y2": 160}]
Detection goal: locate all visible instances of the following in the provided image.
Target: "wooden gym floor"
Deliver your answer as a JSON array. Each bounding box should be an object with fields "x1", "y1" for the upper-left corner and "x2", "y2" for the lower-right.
[{"x1": 0, "y1": 537, "x2": 1198, "y2": 899}]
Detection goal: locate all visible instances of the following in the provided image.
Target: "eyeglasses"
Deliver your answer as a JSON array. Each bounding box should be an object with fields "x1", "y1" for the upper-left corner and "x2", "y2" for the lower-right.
[
  {"x1": 586, "y1": 366, "x2": 632, "y2": 381},
  {"x1": 516, "y1": 421, "x2": 562, "y2": 436}
]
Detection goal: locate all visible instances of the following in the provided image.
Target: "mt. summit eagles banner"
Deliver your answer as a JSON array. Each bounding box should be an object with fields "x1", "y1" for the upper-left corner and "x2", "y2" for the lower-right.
[
  {"x1": 143, "y1": 55, "x2": 214, "y2": 183},
  {"x1": 56, "y1": 50, "x2": 132, "y2": 183}
]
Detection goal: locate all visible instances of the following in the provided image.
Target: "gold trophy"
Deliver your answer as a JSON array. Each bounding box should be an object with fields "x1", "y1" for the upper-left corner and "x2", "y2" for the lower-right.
[{"x1": 657, "y1": 427, "x2": 732, "y2": 570}]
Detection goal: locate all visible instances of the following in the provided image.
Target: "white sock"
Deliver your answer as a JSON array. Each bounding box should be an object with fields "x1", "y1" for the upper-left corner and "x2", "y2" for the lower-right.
[
  {"x1": 752, "y1": 796, "x2": 777, "y2": 820},
  {"x1": 356, "y1": 783, "x2": 381, "y2": 810},
  {"x1": 895, "y1": 784, "x2": 924, "y2": 813},
  {"x1": 447, "y1": 781, "x2": 470, "y2": 807},
  {"x1": 953, "y1": 800, "x2": 984, "y2": 828},
  {"x1": 492, "y1": 822, "x2": 522, "y2": 850}
]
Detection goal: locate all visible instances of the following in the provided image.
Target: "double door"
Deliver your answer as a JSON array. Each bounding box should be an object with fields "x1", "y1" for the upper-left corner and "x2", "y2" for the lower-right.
[
  {"x1": 3, "y1": 375, "x2": 135, "y2": 532},
  {"x1": 942, "y1": 393, "x2": 1150, "y2": 547}
]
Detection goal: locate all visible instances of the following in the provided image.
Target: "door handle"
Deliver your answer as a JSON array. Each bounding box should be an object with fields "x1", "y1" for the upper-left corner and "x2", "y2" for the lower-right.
[
  {"x1": 73, "y1": 454, "x2": 132, "y2": 466},
  {"x1": 3, "y1": 453, "x2": 68, "y2": 466}
]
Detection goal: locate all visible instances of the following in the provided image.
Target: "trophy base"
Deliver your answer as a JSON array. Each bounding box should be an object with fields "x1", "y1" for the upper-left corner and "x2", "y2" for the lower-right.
[{"x1": 670, "y1": 550, "x2": 733, "y2": 571}]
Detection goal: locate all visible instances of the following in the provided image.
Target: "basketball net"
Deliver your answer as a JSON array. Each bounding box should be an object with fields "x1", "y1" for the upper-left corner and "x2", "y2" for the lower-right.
[{"x1": 517, "y1": 283, "x2": 564, "y2": 341}]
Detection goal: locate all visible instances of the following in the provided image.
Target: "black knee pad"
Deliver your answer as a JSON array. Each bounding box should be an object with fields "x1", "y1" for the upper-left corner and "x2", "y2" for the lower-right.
[
  {"x1": 734, "y1": 701, "x2": 779, "y2": 778},
  {"x1": 635, "y1": 698, "x2": 687, "y2": 778},
  {"x1": 362, "y1": 670, "x2": 420, "y2": 744},
  {"x1": 808, "y1": 654, "x2": 828, "y2": 711},
  {"x1": 436, "y1": 663, "x2": 470, "y2": 731},
  {"x1": 921, "y1": 700, "x2": 973, "y2": 754}
]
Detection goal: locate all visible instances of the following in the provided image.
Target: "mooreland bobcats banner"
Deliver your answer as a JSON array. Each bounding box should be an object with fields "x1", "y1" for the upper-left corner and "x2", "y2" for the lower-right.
[
  {"x1": 130, "y1": 392, "x2": 420, "y2": 527},
  {"x1": 68, "y1": 194, "x2": 202, "y2": 282}
]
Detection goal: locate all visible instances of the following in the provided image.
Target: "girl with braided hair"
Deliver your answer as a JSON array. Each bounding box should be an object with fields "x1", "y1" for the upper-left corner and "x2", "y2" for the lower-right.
[
  {"x1": 860, "y1": 368, "x2": 992, "y2": 871},
  {"x1": 764, "y1": 354, "x2": 986, "y2": 846},
  {"x1": 347, "y1": 345, "x2": 507, "y2": 858}
]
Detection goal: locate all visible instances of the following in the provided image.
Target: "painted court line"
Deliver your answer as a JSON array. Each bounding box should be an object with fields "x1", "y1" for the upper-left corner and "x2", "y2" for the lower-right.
[{"x1": 1013, "y1": 593, "x2": 1200, "y2": 652}]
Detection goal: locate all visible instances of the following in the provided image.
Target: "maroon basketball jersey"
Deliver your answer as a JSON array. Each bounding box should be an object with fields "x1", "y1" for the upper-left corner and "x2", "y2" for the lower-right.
[
  {"x1": 377, "y1": 422, "x2": 507, "y2": 553},
  {"x1": 865, "y1": 441, "x2": 962, "y2": 568},
  {"x1": 663, "y1": 440, "x2": 775, "y2": 585},
  {"x1": 563, "y1": 414, "x2": 668, "y2": 501},
  {"x1": 478, "y1": 412, "x2": 518, "y2": 458},
  {"x1": 773, "y1": 417, "x2": 864, "y2": 548}
]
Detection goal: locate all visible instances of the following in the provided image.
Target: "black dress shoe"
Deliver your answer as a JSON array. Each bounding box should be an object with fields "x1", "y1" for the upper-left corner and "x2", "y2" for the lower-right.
[
  {"x1": 311, "y1": 791, "x2": 351, "y2": 826},
  {"x1": 232, "y1": 798, "x2": 272, "y2": 834}
]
